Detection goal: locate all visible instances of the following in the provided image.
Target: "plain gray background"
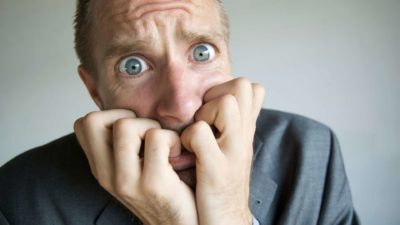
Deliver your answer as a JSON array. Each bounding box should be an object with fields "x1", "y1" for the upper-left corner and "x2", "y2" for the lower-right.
[{"x1": 1, "y1": 0, "x2": 399, "y2": 224}]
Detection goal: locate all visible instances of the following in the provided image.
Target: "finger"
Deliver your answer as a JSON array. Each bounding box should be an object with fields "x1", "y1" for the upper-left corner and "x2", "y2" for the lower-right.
[
  {"x1": 251, "y1": 83, "x2": 266, "y2": 124},
  {"x1": 73, "y1": 109, "x2": 136, "y2": 190},
  {"x1": 113, "y1": 118, "x2": 161, "y2": 192},
  {"x1": 194, "y1": 94, "x2": 241, "y2": 152},
  {"x1": 142, "y1": 129, "x2": 181, "y2": 179},
  {"x1": 181, "y1": 121, "x2": 223, "y2": 170},
  {"x1": 203, "y1": 77, "x2": 253, "y2": 120},
  {"x1": 75, "y1": 109, "x2": 137, "y2": 151},
  {"x1": 83, "y1": 109, "x2": 137, "y2": 130},
  {"x1": 74, "y1": 117, "x2": 97, "y2": 175}
]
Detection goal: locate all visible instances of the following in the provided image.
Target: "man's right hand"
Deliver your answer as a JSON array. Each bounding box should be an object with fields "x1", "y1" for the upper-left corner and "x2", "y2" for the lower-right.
[{"x1": 74, "y1": 109, "x2": 198, "y2": 225}]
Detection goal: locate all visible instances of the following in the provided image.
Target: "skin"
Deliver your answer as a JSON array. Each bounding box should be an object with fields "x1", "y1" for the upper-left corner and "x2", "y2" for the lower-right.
[{"x1": 74, "y1": 0, "x2": 265, "y2": 224}]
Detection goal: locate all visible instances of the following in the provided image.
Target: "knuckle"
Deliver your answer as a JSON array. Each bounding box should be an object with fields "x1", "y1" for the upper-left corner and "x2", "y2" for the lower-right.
[
  {"x1": 188, "y1": 121, "x2": 210, "y2": 140},
  {"x1": 113, "y1": 118, "x2": 132, "y2": 129},
  {"x1": 140, "y1": 179, "x2": 162, "y2": 198},
  {"x1": 145, "y1": 128, "x2": 164, "y2": 141},
  {"x1": 233, "y1": 77, "x2": 252, "y2": 90},
  {"x1": 83, "y1": 111, "x2": 102, "y2": 125},
  {"x1": 75, "y1": 112, "x2": 104, "y2": 135},
  {"x1": 115, "y1": 182, "x2": 134, "y2": 199},
  {"x1": 219, "y1": 94, "x2": 237, "y2": 108},
  {"x1": 193, "y1": 120, "x2": 210, "y2": 133},
  {"x1": 113, "y1": 118, "x2": 134, "y2": 135}
]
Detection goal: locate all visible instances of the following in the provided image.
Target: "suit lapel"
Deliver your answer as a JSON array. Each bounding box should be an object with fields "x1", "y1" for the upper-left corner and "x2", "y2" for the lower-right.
[{"x1": 249, "y1": 133, "x2": 278, "y2": 221}]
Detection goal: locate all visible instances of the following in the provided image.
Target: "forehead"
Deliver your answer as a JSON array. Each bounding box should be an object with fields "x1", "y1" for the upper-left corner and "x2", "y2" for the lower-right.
[{"x1": 92, "y1": 0, "x2": 223, "y2": 45}]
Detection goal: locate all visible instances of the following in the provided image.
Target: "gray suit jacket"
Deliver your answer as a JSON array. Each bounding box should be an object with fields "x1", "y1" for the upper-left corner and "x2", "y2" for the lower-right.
[{"x1": 0, "y1": 109, "x2": 360, "y2": 224}]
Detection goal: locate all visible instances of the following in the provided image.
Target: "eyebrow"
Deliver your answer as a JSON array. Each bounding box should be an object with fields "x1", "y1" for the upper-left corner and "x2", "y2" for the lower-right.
[
  {"x1": 176, "y1": 29, "x2": 225, "y2": 45},
  {"x1": 104, "y1": 38, "x2": 153, "y2": 60}
]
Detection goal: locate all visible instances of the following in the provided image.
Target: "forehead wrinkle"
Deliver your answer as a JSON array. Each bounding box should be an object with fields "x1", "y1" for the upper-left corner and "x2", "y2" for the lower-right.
[
  {"x1": 174, "y1": 4, "x2": 226, "y2": 45},
  {"x1": 95, "y1": 0, "x2": 225, "y2": 60},
  {"x1": 127, "y1": 0, "x2": 195, "y2": 21},
  {"x1": 94, "y1": 1, "x2": 152, "y2": 60}
]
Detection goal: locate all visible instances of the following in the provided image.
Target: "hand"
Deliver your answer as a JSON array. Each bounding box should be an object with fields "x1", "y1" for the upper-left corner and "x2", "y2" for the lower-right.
[
  {"x1": 74, "y1": 109, "x2": 198, "y2": 225},
  {"x1": 181, "y1": 77, "x2": 265, "y2": 225}
]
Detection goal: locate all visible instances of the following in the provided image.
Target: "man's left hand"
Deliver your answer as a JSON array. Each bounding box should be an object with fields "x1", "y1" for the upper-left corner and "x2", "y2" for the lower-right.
[{"x1": 181, "y1": 77, "x2": 265, "y2": 225}]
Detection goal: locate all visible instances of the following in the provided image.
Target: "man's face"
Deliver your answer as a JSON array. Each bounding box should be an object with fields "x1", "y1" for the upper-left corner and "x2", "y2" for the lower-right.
[{"x1": 87, "y1": 0, "x2": 232, "y2": 131}]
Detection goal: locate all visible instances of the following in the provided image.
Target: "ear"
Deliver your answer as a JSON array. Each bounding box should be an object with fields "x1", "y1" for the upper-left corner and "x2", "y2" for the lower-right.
[{"x1": 77, "y1": 65, "x2": 103, "y2": 109}]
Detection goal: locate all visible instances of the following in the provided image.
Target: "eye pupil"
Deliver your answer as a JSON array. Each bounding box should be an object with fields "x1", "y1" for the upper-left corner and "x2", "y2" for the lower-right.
[
  {"x1": 193, "y1": 44, "x2": 214, "y2": 62},
  {"x1": 125, "y1": 58, "x2": 142, "y2": 75},
  {"x1": 119, "y1": 56, "x2": 149, "y2": 77}
]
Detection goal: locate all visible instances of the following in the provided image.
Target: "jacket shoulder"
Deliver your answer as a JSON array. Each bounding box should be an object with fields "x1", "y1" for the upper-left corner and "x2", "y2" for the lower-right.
[
  {"x1": 0, "y1": 133, "x2": 84, "y2": 179},
  {"x1": 253, "y1": 108, "x2": 335, "y2": 187},
  {"x1": 0, "y1": 134, "x2": 108, "y2": 224},
  {"x1": 252, "y1": 109, "x2": 359, "y2": 225},
  {"x1": 256, "y1": 109, "x2": 332, "y2": 142}
]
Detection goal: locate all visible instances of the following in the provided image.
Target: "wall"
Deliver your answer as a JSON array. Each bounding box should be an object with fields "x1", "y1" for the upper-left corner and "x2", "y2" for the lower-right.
[{"x1": 1, "y1": 0, "x2": 399, "y2": 224}]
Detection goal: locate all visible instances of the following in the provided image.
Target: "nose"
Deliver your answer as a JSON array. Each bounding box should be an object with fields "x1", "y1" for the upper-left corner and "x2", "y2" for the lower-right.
[{"x1": 156, "y1": 63, "x2": 203, "y2": 128}]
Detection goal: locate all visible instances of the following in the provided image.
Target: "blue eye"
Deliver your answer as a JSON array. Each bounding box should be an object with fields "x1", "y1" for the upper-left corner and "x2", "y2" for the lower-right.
[
  {"x1": 119, "y1": 56, "x2": 149, "y2": 76},
  {"x1": 192, "y1": 43, "x2": 215, "y2": 62}
]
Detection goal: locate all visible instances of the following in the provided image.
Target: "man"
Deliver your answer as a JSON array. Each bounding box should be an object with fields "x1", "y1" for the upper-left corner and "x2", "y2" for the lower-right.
[{"x1": 0, "y1": 0, "x2": 360, "y2": 224}]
